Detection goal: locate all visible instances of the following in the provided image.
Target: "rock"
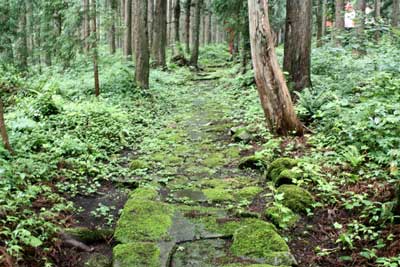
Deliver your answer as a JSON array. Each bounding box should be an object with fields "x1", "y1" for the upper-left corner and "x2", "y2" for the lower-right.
[
  {"x1": 230, "y1": 220, "x2": 296, "y2": 266},
  {"x1": 265, "y1": 205, "x2": 299, "y2": 229},
  {"x1": 113, "y1": 242, "x2": 159, "y2": 267},
  {"x1": 84, "y1": 253, "x2": 111, "y2": 267},
  {"x1": 277, "y1": 185, "x2": 315, "y2": 213},
  {"x1": 64, "y1": 227, "x2": 113, "y2": 244},
  {"x1": 267, "y1": 158, "x2": 299, "y2": 186},
  {"x1": 274, "y1": 169, "x2": 301, "y2": 187},
  {"x1": 238, "y1": 155, "x2": 268, "y2": 170},
  {"x1": 231, "y1": 127, "x2": 253, "y2": 144}
]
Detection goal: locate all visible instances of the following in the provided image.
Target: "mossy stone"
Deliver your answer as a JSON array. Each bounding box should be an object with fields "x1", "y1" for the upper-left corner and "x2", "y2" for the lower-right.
[
  {"x1": 234, "y1": 186, "x2": 263, "y2": 201},
  {"x1": 267, "y1": 158, "x2": 298, "y2": 184},
  {"x1": 129, "y1": 187, "x2": 158, "y2": 200},
  {"x1": 113, "y1": 242, "x2": 159, "y2": 267},
  {"x1": 202, "y1": 153, "x2": 225, "y2": 167},
  {"x1": 64, "y1": 227, "x2": 113, "y2": 243},
  {"x1": 203, "y1": 188, "x2": 234, "y2": 202},
  {"x1": 274, "y1": 169, "x2": 301, "y2": 187},
  {"x1": 265, "y1": 205, "x2": 299, "y2": 229},
  {"x1": 129, "y1": 160, "x2": 149, "y2": 170},
  {"x1": 230, "y1": 220, "x2": 295, "y2": 265},
  {"x1": 84, "y1": 253, "x2": 111, "y2": 267},
  {"x1": 232, "y1": 127, "x2": 252, "y2": 143},
  {"x1": 114, "y1": 199, "x2": 173, "y2": 243},
  {"x1": 277, "y1": 185, "x2": 314, "y2": 213},
  {"x1": 238, "y1": 155, "x2": 267, "y2": 170}
]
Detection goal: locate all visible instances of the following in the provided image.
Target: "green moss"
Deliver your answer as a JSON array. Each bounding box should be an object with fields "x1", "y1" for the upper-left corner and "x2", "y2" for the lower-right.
[
  {"x1": 129, "y1": 187, "x2": 158, "y2": 200},
  {"x1": 267, "y1": 158, "x2": 298, "y2": 183},
  {"x1": 224, "y1": 146, "x2": 240, "y2": 159},
  {"x1": 232, "y1": 127, "x2": 252, "y2": 143},
  {"x1": 201, "y1": 178, "x2": 233, "y2": 189},
  {"x1": 238, "y1": 155, "x2": 267, "y2": 170},
  {"x1": 151, "y1": 152, "x2": 181, "y2": 165},
  {"x1": 129, "y1": 159, "x2": 149, "y2": 170},
  {"x1": 202, "y1": 153, "x2": 225, "y2": 167},
  {"x1": 203, "y1": 188, "x2": 234, "y2": 202},
  {"x1": 64, "y1": 227, "x2": 113, "y2": 243},
  {"x1": 113, "y1": 242, "x2": 159, "y2": 267},
  {"x1": 277, "y1": 185, "x2": 315, "y2": 213},
  {"x1": 274, "y1": 169, "x2": 301, "y2": 187},
  {"x1": 265, "y1": 205, "x2": 299, "y2": 229},
  {"x1": 114, "y1": 199, "x2": 173, "y2": 243},
  {"x1": 234, "y1": 186, "x2": 262, "y2": 201}
]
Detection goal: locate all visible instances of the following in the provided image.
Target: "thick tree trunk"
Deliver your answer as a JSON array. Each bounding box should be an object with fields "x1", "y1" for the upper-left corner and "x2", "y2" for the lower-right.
[
  {"x1": 247, "y1": 0, "x2": 303, "y2": 136},
  {"x1": 335, "y1": 0, "x2": 344, "y2": 46},
  {"x1": 17, "y1": 1, "x2": 28, "y2": 69},
  {"x1": 283, "y1": 0, "x2": 312, "y2": 91},
  {"x1": 91, "y1": 0, "x2": 100, "y2": 96},
  {"x1": 134, "y1": 0, "x2": 150, "y2": 89},
  {"x1": 185, "y1": 0, "x2": 192, "y2": 54},
  {"x1": 393, "y1": 0, "x2": 399, "y2": 27},
  {"x1": 0, "y1": 100, "x2": 13, "y2": 154},
  {"x1": 355, "y1": 0, "x2": 367, "y2": 55},
  {"x1": 190, "y1": 0, "x2": 202, "y2": 67},
  {"x1": 206, "y1": 0, "x2": 212, "y2": 44},
  {"x1": 83, "y1": 0, "x2": 91, "y2": 52},
  {"x1": 124, "y1": 0, "x2": 132, "y2": 59},
  {"x1": 316, "y1": 0, "x2": 324, "y2": 47},
  {"x1": 152, "y1": 0, "x2": 167, "y2": 67},
  {"x1": 173, "y1": 0, "x2": 181, "y2": 54},
  {"x1": 108, "y1": 0, "x2": 117, "y2": 53},
  {"x1": 148, "y1": 0, "x2": 154, "y2": 48}
]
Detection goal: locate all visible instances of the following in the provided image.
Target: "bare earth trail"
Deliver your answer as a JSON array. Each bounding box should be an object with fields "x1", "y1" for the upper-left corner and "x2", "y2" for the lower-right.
[{"x1": 110, "y1": 67, "x2": 298, "y2": 267}]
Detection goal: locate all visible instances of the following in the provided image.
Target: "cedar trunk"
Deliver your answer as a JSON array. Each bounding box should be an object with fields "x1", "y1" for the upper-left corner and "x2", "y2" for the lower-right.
[
  {"x1": 0, "y1": 99, "x2": 13, "y2": 154},
  {"x1": 134, "y1": 0, "x2": 150, "y2": 89},
  {"x1": 92, "y1": 0, "x2": 100, "y2": 97},
  {"x1": 283, "y1": 0, "x2": 312, "y2": 91},
  {"x1": 247, "y1": 0, "x2": 303, "y2": 136},
  {"x1": 124, "y1": 0, "x2": 132, "y2": 58},
  {"x1": 393, "y1": 0, "x2": 399, "y2": 27},
  {"x1": 185, "y1": 0, "x2": 192, "y2": 54},
  {"x1": 190, "y1": 0, "x2": 202, "y2": 66},
  {"x1": 152, "y1": 0, "x2": 167, "y2": 67},
  {"x1": 335, "y1": 0, "x2": 344, "y2": 46}
]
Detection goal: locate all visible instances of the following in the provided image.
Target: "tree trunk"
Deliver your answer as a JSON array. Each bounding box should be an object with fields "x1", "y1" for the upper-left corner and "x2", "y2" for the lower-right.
[
  {"x1": 393, "y1": 0, "x2": 399, "y2": 28},
  {"x1": 91, "y1": 0, "x2": 100, "y2": 97},
  {"x1": 124, "y1": 0, "x2": 132, "y2": 59},
  {"x1": 247, "y1": 0, "x2": 303, "y2": 136},
  {"x1": 355, "y1": 0, "x2": 367, "y2": 55},
  {"x1": 0, "y1": 99, "x2": 13, "y2": 154},
  {"x1": 375, "y1": 0, "x2": 381, "y2": 41},
  {"x1": 335, "y1": 0, "x2": 344, "y2": 46},
  {"x1": 152, "y1": 0, "x2": 167, "y2": 67},
  {"x1": 190, "y1": 0, "x2": 202, "y2": 67},
  {"x1": 108, "y1": 0, "x2": 117, "y2": 53},
  {"x1": 322, "y1": 0, "x2": 327, "y2": 37},
  {"x1": 17, "y1": 1, "x2": 28, "y2": 69},
  {"x1": 134, "y1": 0, "x2": 150, "y2": 89},
  {"x1": 83, "y1": 0, "x2": 91, "y2": 52},
  {"x1": 173, "y1": 0, "x2": 181, "y2": 54},
  {"x1": 206, "y1": 0, "x2": 212, "y2": 44},
  {"x1": 316, "y1": 0, "x2": 323, "y2": 47},
  {"x1": 185, "y1": 0, "x2": 192, "y2": 54},
  {"x1": 283, "y1": 0, "x2": 312, "y2": 91},
  {"x1": 148, "y1": 0, "x2": 154, "y2": 48}
]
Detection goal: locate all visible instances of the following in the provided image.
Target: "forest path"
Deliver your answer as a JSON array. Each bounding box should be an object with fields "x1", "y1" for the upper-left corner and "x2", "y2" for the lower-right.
[{"x1": 112, "y1": 68, "x2": 296, "y2": 267}]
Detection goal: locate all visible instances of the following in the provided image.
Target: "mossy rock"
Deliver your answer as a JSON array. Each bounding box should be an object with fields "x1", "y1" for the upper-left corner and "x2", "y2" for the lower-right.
[
  {"x1": 114, "y1": 198, "x2": 174, "y2": 243},
  {"x1": 277, "y1": 185, "x2": 315, "y2": 213},
  {"x1": 234, "y1": 186, "x2": 263, "y2": 202},
  {"x1": 84, "y1": 253, "x2": 111, "y2": 267},
  {"x1": 267, "y1": 158, "x2": 298, "y2": 185},
  {"x1": 203, "y1": 188, "x2": 234, "y2": 203},
  {"x1": 265, "y1": 205, "x2": 299, "y2": 229},
  {"x1": 64, "y1": 227, "x2": 113, "y2": 243},
  {"x1": 238, "y1": 155, "x2": 268, "y2": 170},
  {"x1": 113, "y1": 242, "x2": 159, "y2": 267},
  {"x1": 232, "y1": 127, "x2": 253, "y2": 144},
  {"x1": 202, "y1": 153, "x2": 225, "y2": 167},
  {"x1": 129, "y1": 187, "x2": 159, "y2": 200},
  {"x1": 129, "y1": 159, "x2": 149, "y2": 170},
  {"x1": 224, "y1": 146, "x2": 240, "y2": 159},
  {"x1": 274, "y1": 169, "x2": 302, "y2": 187},
  {"x1": 230, "y1": 220, "x2": 295, "y2": 266}
]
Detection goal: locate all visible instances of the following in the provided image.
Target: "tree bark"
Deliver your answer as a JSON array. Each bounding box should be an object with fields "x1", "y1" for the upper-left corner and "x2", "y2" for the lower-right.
[
  {"x1": 316, "y1": 0, "x2": 325, "y2": 47},
  {"x1": 354, "y1": 0, "x2": 366, "y2": 55},
  {"x1": 335, "y1": 0, "x2": 344, "y2": 46},
  {"x1": 190, "y1": 0, "x2": 202, "y2": 67},
  {"x1": 375, "y1": 0, "x2": 381, "y2": 41},
  {"x1": 91, "y1": 0, "x2": 100, "y2": 97},
  {"x1": 108, "y1": 0, "x2": 117, "y2": 53},
  {"x1": 247, "y1": 0, "x2": 303, "y2": 136},
  {"x1": 173, "y1": 0, "x2": 181, "y2": 54},
  {"x1": 393, "y1": 0, "x2": 399, "y2": 27},
  {"x1": 206, "y1": 0, "x2": 212, "y2": 44},
  {"x1": 148, "y1": 0, "x2": 154, "y2": 48},
  {"x1": 283, "y1": 0, "x2": 312, "y2": 91},
  {"x1": 185, "y1": 0, "x2": 192, "y2": 54},
  {"x1": 17, "y1": 1, "x2": 28, "y2": 69},
  {"x1": 124, "y1": 0, "x2": 132, "y2": 59},
  {"x1": 0, "y1": 99, "x2": 13, "y2": 154},
  {"x1": 134, "y1": 0, "x2": 150, "y2": 89},
  {"x1": 152, "y1": 0, "x2": 167, "y2": 67}
]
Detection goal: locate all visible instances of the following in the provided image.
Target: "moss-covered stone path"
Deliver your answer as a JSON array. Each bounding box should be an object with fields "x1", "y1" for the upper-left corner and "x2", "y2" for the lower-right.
[{"x1": 112, "y1": 68, "x2": 302, "y2": 267}]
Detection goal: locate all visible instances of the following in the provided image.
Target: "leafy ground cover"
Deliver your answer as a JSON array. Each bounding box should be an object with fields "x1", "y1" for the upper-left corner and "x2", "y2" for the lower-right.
[{"x1": 1, "y1": 41, "x2": 400, "y2": 267}]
